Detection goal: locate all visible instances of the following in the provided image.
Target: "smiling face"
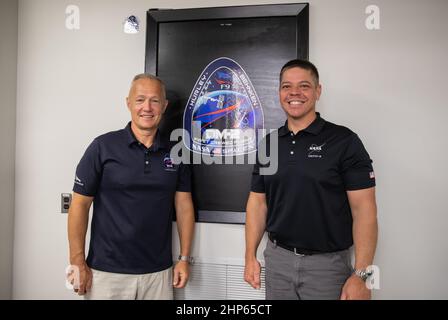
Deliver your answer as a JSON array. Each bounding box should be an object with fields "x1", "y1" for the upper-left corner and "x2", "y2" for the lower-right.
[
  {"x1": 279, "y1": 67, "x2": 321, "y2": 122},
  {"x1": 126, "y1": 78, "x2": 168, "y2": 133}
]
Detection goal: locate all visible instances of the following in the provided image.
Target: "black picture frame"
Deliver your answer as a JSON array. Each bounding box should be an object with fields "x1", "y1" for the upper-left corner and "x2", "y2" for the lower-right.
[{"x1": 145, "y1": 3, "x2": 309, "y2": 224}]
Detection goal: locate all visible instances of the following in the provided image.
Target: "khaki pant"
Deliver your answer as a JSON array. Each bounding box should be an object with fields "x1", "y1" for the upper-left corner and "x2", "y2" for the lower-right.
[{"x1": 84, "y1": 267, "x2": 173, "y2": 300}]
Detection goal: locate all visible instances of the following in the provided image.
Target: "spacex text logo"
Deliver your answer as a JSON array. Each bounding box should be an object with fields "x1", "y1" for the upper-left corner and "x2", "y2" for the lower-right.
[{"x1": 204, "y1": 129, "x2": 251, "y2": 140}]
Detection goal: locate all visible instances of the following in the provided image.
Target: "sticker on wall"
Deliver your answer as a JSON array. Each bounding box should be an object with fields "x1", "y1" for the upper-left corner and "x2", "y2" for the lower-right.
[
  {"x1": 184, "y1": 57, "x2": 264, "y2": 156},
  {"x1": 123, "y1": 15, "x2": 139, "y2": 34}
]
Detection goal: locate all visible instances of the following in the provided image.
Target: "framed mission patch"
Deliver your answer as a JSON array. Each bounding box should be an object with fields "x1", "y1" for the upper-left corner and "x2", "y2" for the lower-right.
[{"x1": 145, "y1": 3, "x2": 309, "y2": 223}]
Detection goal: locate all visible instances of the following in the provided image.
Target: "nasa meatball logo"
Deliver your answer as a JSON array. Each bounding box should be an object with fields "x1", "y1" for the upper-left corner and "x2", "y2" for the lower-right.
[
  {"x1": 308, "y1": 143, "x2": 326, "y2": 158},
  {"x1": 183, "y1": 57, "x2": 264, "y2": 156},
  {"x1": 163, "y1": 154, "x2": 176, "y2": 171}
]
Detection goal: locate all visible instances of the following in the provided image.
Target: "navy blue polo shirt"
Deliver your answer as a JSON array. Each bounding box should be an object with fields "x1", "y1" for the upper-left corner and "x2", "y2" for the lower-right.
[
  {"x1": 251, "y1": 113, "x2": 375, "y2": 252},
  {"x1": 73, "y1": 122, "x2": 191, "y2": 274}
]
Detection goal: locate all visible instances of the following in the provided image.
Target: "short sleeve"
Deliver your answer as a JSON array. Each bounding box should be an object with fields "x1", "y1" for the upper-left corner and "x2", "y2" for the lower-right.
[
  {"x1": 176, "y1": 163, "x2": 192, "y2": 192},
  {"x1": 341, "y1": 134, "x2": 376, "y2": 191},
  {"x1": 73, "y1": 139, "x2": 103, "y2": 196},
  {"x1": 250, "y1": 151, "x2": 266, "y2": 193}
]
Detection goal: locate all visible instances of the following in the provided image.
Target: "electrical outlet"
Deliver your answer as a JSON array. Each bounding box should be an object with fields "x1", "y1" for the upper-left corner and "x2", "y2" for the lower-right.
[{"x1": 61, "y1": 193, "x2": 72, "y2": 213}]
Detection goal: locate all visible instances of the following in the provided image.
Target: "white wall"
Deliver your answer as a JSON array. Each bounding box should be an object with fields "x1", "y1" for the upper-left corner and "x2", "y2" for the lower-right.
[
  {"x1": 13, "y1": 0, "x2": 448, "y2": 299},
  {"x1": 0, "y1": 0, "x2": 18, "y2": 300}
]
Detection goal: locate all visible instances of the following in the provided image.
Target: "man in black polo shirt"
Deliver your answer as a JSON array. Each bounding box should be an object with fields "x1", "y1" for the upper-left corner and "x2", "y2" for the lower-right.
[
  {"x1": 67, "y1": 74, "x2": 195, "y2": 299},
  {"x1": 244, "y1": 60, "x2": 378, "y2": 300}
]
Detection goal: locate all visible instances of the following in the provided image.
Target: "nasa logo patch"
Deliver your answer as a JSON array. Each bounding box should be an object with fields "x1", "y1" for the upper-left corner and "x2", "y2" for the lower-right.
[
  {"x1": 183, "y1": 57, "x2": 264, "y2": 156},
  {"x1": 163, "y1": 154, "x2": 176, "y2": 171}
]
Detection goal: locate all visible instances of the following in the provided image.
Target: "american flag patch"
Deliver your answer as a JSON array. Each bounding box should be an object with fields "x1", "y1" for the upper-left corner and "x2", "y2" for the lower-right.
[{"x1": 369, "y1": 171, "x2": 375, "y2": 179}]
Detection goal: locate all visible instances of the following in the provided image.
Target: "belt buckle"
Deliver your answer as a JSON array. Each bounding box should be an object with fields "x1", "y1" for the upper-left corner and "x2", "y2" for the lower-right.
[{"x1": 293, "y1": 247, "x2": 305, "y2": 257}]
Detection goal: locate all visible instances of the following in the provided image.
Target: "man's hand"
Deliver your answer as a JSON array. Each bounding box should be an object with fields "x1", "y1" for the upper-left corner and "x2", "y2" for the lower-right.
[
  {"x1": 244, "y1": 192, "x2": 267, "y2": 290},
  {"x1": 340, "y1": 274, "x2": 371, "y2": 300},
  {"x1": 173, "y1": 261, "x2": 190, "y2": 289},
  {"x1": 68, "y1": 192, "x2": 93, "y2": 296},
  {"x1": 244, "y1": 258, "x2": 262, "y2": 289},
  {"x1": 68, "y1": 262, "x2": 92, "y2": 296}
]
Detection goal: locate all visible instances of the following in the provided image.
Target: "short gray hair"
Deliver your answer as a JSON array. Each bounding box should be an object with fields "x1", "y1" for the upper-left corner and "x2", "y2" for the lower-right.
[{"x1": 131, "y1": 73, "x2": 166, "y2": 99}]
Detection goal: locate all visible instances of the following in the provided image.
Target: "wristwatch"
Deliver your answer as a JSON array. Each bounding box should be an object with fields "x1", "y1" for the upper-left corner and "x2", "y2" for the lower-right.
[
  {"x1": 354, "y1": 268, "x2": 373, "y2": 281},
  {"x1": 178, "y1": 255, "x2": 194, "y2": 264}
]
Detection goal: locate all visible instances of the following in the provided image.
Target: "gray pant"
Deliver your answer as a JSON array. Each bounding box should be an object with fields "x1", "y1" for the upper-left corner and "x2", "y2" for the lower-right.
[{"x1": 264, "y1": 239, "x2": 353, "y2": 300}]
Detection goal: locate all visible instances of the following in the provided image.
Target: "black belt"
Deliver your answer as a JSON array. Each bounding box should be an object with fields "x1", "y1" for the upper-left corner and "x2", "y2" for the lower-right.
[{"x1": 268, "y1": 233, "x2": 322, "y2": 256}]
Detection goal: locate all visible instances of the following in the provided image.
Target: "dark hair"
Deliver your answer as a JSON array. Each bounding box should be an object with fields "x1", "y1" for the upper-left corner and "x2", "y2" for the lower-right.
[{"x1": 279, "y1": 59, "x2": 319, "y2": 86}]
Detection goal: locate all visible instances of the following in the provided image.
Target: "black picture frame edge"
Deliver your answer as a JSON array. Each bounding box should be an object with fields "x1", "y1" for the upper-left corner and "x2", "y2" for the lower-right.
[
  {"x1": 145, "y1": 3, "x2": 310, "y2": 75},
  {"x1": 145, "y1": 3, "x2": 309, "y2": 224},
  {"x1": 197, "y1": 210, "x2": 246, "y2": 225}
]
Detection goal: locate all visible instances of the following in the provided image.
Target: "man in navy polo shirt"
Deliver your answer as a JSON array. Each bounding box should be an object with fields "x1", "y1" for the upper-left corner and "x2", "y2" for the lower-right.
[
  {"x1": 67, "y1": 74, "x2": 195, "y2": 299},
  {"x1": 244, "y1": 60, "x2": 378, "y2": 300}
]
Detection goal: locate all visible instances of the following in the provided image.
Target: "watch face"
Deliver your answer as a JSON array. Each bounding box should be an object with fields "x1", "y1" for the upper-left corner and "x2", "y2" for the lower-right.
[
  {"x1": 356, "y1": 269, "x2": 372, "y2": 281},
  {"x1": 178, "y1": 255, "x2": 193, "y2": 264}
]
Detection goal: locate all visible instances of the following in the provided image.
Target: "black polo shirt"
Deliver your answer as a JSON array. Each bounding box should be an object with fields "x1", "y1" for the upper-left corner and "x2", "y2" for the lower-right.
[
  {"x1": 251, "y1": 113, "x2": 375, "y2": 252},
  {"x1": 73, "y1": 122, "x2": 191, "y2": 274}
]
